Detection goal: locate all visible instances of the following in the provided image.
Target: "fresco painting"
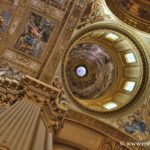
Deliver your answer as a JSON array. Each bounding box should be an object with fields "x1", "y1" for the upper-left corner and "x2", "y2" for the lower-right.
[
  {"x1": 116, "y1": 105, "x2": 150, "y2": 141},
  {"x1": 0, "y1": 10, "x2": 11, "y2": 32},
  {"x1": 15, "y1": 12, "x2": 54, "y2": 58},
  {"x1": 118, "y1": 0, "x2": 150, "y2": 21}
]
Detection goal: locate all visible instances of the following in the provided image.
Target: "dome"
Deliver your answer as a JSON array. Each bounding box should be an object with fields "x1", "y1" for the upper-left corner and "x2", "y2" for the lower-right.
[
  {"x1": 62, "y1": 23, "x2": 148, "y2": 114},
  {"x1": 105, "y1": 0, "x2": 150, "y2": 33},
  {"x1": 65, "y1": 42, "x2": 117, "y2": 100}
]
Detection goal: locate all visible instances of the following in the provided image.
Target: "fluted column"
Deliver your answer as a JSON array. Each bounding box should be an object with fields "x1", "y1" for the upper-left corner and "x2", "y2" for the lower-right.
[
  {"x1": 0, "y1": 100, "x2": 54, "y2": 150},
  {"x1": 0, "y1": 100, "x2": 41, "y2": 150}
]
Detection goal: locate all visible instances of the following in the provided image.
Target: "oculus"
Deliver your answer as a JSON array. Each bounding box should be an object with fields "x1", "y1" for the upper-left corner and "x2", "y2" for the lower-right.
[
  {"x1": 76, "y1": 66, "x2": 87, "y2": 77},
  {"x1": 117, "y1": 0, "x2": 150, "y2": 22}
]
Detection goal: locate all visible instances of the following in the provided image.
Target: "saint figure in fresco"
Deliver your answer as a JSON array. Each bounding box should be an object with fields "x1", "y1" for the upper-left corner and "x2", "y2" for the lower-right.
[
  {"x1": 124, "y1": 115, "x2": 146, "y2": 134},
  {"x1": 0, "y1": 10, "x2": 12, "y2": 32},
  {"x1": 15, "y1": 12, "x2": 54, "y2": 57},
  {"x1": 18, "y1": 21, "x2": 40, "y2": 52},
  {"x1": 116, "y1": 106, "x2": 150, "y2": 141},
  {"x1": 0, "y1": 14, "x2": 5, "y2": 28}
]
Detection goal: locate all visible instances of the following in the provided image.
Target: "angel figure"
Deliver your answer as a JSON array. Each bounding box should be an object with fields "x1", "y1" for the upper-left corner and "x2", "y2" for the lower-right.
[{"x1": 116, "y1": 107, "x2": 149, "y2": 141}]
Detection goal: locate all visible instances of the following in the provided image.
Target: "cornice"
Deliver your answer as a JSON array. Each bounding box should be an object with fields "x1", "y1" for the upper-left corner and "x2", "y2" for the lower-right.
[
  {"x1": 0, "y1": 63, "x2": 66, "y2": 134},
  {"x1": 62, "y1": 109, "x2": 141, "y2": 150}
]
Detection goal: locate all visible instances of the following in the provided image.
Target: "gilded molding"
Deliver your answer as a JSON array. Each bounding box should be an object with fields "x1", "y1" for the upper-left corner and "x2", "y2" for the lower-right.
[{"x1": 63, "y1": 110, "x2": 141, "y2": 150}]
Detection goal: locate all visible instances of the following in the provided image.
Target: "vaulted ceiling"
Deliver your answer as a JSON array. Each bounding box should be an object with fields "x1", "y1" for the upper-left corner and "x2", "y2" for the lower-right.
[{"x1": 0, "y1": 0, "x2": 150, "y2": 149}]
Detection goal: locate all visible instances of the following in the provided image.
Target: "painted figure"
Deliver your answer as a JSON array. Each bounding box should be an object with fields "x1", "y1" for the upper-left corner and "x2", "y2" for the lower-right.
[
  {"x1": 15, "y1": 12, "x2": 54, "y2": 57},
  {"x1": 124, "y1": 115, "x2": 146, "y2": 134},
  {"x1": 0, "y1": 15, "x2": 5, "y2": 28},
  {"x1": 119, "y1": 0, "x2": 150, "y2": 21},
  {"x1": 77, "y1": 0, "x2": 110, "y2": 29},
  {"x1": 0, "y1": 10, "x2": 11, "y2": 32},
  {"x1": 116, "y1": 105, "x2": 150, "y2": 141}
]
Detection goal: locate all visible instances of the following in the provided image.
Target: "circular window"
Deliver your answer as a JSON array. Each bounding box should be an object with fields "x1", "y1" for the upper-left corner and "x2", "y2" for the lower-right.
[{"x1": 76, "y1": 66, "x2": 87, "y2": 77}]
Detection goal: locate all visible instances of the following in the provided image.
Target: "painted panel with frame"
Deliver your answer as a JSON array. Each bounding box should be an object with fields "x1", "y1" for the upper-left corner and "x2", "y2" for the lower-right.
[{"x1": 14, "y1": 12, "x2": 55, "y2": 58}]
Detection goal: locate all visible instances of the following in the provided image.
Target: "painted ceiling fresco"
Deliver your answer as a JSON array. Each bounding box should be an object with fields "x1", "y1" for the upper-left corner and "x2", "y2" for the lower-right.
[
  {"x1": 14, "y1": 12, "x2": 54, "y2": 58},
  {"x1": 117, "y1": 0, "x2": 150, "y2": 22},
  {"x1": 106, "y1": 0, "x2": 150, "y2": 33},
  {"x1": 65, "y1": 43, "x2": 116, "y2": 100}
]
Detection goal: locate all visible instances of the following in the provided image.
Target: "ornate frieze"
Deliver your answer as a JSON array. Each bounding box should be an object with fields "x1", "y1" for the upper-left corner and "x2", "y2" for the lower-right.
[
  {"x1": 0, "y1": 64, "x2": 26, "y2": 107},
  {"x1": 28, "y1": 0, "x2": 65, "y2": 20},
  {"x1": 1, "y1": 50, "x2": 38, "y2": 76},
  {"x1": 22, "y1": 76, "x2": 66, "y2": 133}
]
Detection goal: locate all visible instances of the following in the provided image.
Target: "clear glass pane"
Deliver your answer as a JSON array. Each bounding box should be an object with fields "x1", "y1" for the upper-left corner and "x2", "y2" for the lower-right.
[
  {"x1": 105, "y1": 33, "x2": 119, "y2": 41},
  {"x1": 124, "y1": 81, "x2": 135, "y2": 91},
  {"x1": 103, "y1": 102, "x2": 118, "y2": 110},
  {"x1": 125, "y1": 53, "x2": 136, "y2": 63}
]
